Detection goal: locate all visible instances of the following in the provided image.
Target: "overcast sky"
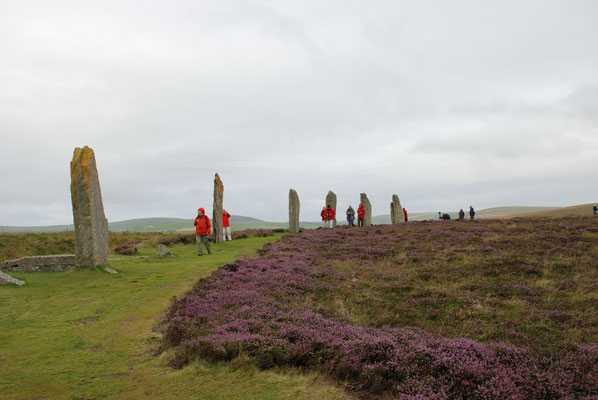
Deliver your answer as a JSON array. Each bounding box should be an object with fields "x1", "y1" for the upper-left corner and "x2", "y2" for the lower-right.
[{"x1": 1, "y1": 0, "x2": 597, "y2": 226}]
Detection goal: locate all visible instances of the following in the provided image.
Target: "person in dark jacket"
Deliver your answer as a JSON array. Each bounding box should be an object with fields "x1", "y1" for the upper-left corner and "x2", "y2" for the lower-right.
[
  {"x1": 458, "y1": 209, "x2": 465, "y2": 220},
  {"x1": 469, "y1": 206, "x2": 475, "y2": 220},
  {"x1": 194, "y1": 208, "x2": 211, "y2": 255},
  {"x1": 346, "y1": 205, "x2": 355, "y2": 226},
  {"x1": 593, "y1": 204, "x2": 597, "y2": 215}
]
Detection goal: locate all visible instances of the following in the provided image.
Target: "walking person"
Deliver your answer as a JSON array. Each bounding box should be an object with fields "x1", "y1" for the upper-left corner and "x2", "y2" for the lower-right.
[
  {"x1": 194, "y1": 207, "x2": 211, "y2": 255},
  {"x1": 458, "y1": 209, "x2": 465, "y2": 220},
  {"x1": 346, "y1": 205, "x2": 356, "y2": 227},
  {"x1": 469, "y1": 206, "x2": 475, "y2": 220},
  {"x1": 403, "y1": 207, "x2": 408, "y2": 222},
  {"x1": 357, "y1": 204, "x2": 365, "y2": 227},
  {"x1": 320, "y1": 207, "x2": 327, "y2": 228},
  {"x1": 593, "y1": 204, "x2": 597, "y2": 215},
  {"x1": 326, "y1": 204, "x2": 336, "y2": 228},
  {"x1": 222, "y1": 209, "x2": 232, "y2": 241}
]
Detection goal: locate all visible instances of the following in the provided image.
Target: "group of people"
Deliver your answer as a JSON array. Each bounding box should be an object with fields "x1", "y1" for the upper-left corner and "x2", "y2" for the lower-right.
[
  {"x1": 439, "y1": 206, "x2": 475, "y2": 220},
  {"x1": 321, "y1": 204, "x2": 408, "y2": 227},
  {"x1": 193, "y1": 208, "x2": 233, "y2": 256}
]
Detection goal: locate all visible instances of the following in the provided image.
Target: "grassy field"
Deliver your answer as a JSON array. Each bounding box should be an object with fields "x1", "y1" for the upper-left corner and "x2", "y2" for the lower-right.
[{"x1": 0, "y1": 234, "x2": 349, "y2": 400}]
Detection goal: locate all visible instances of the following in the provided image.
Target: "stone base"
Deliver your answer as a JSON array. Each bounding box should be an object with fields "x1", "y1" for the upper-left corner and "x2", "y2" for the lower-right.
[{"x1": 0, "y1": 255, "x2": 76, "y2": 272}]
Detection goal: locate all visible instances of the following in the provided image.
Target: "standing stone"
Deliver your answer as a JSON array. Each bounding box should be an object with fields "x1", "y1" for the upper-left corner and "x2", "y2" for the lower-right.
[
  {"x1": 213, "y1": 173, "x2": 224, "y2": 243},
  {"x1": 70, "y1": 146, "x2": 108, "y2": 267},
  {"x1": 289, "y1": 189, "x2": 300, "y2": 233},
  {"x1": 157, "y1": 244, "x2": 169, "y2": 257},
  {"x1": 325, "y1": 191, "x2": 337, "y2": 227},
  {"x1": 391, "y1": 194, "x2": 404, "y2": 224},
  {"x1": 360, "y1": 193, "x2": 372, "y2": 227}
]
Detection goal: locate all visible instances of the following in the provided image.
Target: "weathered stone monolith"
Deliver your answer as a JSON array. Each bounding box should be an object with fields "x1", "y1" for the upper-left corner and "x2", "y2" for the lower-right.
[
  {"x1": 70, "y1": 146, "x2": 108, "y2": 267},
  {"x1": 360, "y1": 193, "x2": 372, "y2": 227},
  {"x1": 391, "y1": 194, "x2": 404, "y2": 224},
  {"x1": 289, "y1": 189, "x2": 300, "y2": 233},
  {"x1": 325, "y1": 191, "x2": 337, "y2": 227},
  {"x1": 213, "y1": 173, "x2": 224, "y2": 243}
]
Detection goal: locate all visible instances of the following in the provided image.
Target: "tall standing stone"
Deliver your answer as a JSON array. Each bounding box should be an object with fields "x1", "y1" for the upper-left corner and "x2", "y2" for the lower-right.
[
  {"x1": 213, "y1": 173, "x2": 224, "y2": 243},
  {"x1": 391, "y1": 194, "x2": 404, "y2": 224},
  {"x1": 289, "y1": 189, "x2": 300, "y2": 233},
  {"x1": 70, "y1": 146, "x2": 108, "y2": 267},
  {"x1": 360, "y1": 193, "x2": 372, "y2": 227},
  {"x1": 325, "y1": 191, "x2": 337, "y2": 227}
]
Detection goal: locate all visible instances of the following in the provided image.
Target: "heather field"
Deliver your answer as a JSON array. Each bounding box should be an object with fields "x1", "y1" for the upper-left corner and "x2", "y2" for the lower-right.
[{"x1": 162, "y1": 217, "x2": 598, "y2": 399}]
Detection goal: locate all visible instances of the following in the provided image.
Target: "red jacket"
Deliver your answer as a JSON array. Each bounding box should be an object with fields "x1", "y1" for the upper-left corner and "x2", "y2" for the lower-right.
[
  {"x1": 357, "y1": 205, "x2": 366, "y2": 218},
  {"x1": 326, "y1": 208, "x2": 336, "y2": 221},
  {"x1": 194, "y1": 208, "x2": 211, "y2": 235},
  {"x1": 321, "y1": 209, "x2": 327, "y2": 221},
  {"x1": 222, "y1": 210, "x2": 231, "y2": 227},
  {"x1": 403, "y1": 208, "x2": 408, "y2": 219}
]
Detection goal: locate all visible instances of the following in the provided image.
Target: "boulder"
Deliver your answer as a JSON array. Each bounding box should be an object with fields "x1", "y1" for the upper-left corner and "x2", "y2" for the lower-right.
[
  {"x1": 70, "y1": 146, "x2": 109, "y2": 267},
  {"x1": 326, "y1": 191, "x2": 337, "y2": 227},
  {"x1": 360, "y1": 193, "x2": 372, "y2": 227},
  {"x1": 289, "y1": 189, "x2": 300, "y2": 233},
  {"x1": 0, "y1": 271, "x2": 25, "y2": 286},
  {"x1": 157, "y1": 244, "x2": 169, "y2": 257},
  {"x1": 114, "y1": 244, "x2": 137, "y2": 256},
  {"x1": 213, "y1": 173, "x2": 224, "y2": 243}
]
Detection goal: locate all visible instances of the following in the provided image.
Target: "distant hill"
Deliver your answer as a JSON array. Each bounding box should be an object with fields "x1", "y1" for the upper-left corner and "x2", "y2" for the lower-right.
[
  {"x1": 0, "y1": 215, "x2": 265, "y2": 233},
  {"x1": 515, "y1": 203, "x2": 597, "y2": 218}
]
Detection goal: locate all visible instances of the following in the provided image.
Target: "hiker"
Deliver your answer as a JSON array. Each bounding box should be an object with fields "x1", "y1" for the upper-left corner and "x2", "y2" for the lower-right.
[
  {"x1": 439, "y1": 212, "x2": 451, "y2": 220},
  {"x1": 594, "y1": 204, "x2": 597, "y2": 215},
  {"x1": 357, "y1": 204, "x2": 366, "y2": 227},
  {"x1": 346, "y1": 205, "x2": 356, "y2": 227},
  {"x1": 469, "y1": 206, "x2": 475, "y2": 220},
  {"x1": 194, "y1": 208, "x2": 211, "y2": 255},
  {"x1": 458, "y1": 209, "x2": 465, "y2": 220},
  {"x1": 222, "y1": 209, "x2": 232, "y2": 241},
  {"x1": 320, "y1": 207, "x2": 327, "y2": 228},
  {"x1": 326, "y1": 204, "x2": 336, "y2": 228},
  {"x1": 403, "y1": 207, "x2": 408, "y2": 222}
]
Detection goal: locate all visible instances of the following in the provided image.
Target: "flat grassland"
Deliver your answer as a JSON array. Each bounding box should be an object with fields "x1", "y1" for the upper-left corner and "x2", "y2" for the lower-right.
[{"x1": 0, "y1": 233, "x2": 348, "y2": 400}]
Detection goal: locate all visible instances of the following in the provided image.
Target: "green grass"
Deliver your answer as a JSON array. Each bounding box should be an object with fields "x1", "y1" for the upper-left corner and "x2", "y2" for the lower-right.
[{"x1": 0, "y1": 235, "x2": 349, "y2": 400}]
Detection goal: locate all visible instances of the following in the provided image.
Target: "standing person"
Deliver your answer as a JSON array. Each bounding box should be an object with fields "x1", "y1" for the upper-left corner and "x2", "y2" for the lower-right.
[
  {"x1": 403, "y1": 207, "x2": 408, "y2": 222},
  {"x1": 326, "y1": 204, "x2": 336, "y2": 228},
  {"x1": 469, "y1": 206, "x2": 475, "y2": 220},
  {"x1": 222, "y1": 209, "x2": 232, "y2": 241},
  {"x1": 194, "y1": 208, "x2": 211, "y2": 256},
  {"x1": 357, "y1": 204, "x2": 365, "y2": 227},
  {"x1": 593, "y1": 204, "x2": 597, "y2": 215},
  {"x1": 320, "y1": 207, "x2": 327, "y2": 228},
  {"x1": 346, "y1": 205, "x2": 355, "y2": 227},
  {"x1": 458, "y1": 209, "x2": 465, "y2": 220}
]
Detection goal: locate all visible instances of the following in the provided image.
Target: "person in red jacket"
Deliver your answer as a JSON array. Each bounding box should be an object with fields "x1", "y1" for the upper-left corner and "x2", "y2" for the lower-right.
[
  {"x1": 320, "y1": 207, "x2": 327, "y2": 228},
  {"x1": 222, "y1": 209, "x2": 232, "y2": 241},
  {"x1": 357, "y1": 204, "x2": 366, "y2": 227},
  {"x1": 403, "y1": 207, "x2": 408, "y2": 222},
  {"x1": 194, "y1": 207, "x2": 211, "y2": 255},
  {"x1": 326, "y1": 205, "x2": 336, "y2": 228}
]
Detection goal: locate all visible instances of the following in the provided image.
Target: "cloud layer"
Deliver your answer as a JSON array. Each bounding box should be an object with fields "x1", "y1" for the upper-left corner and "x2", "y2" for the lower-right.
[{"x1": 1, "y1": 0, "x2": 597, "y2": 225}]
